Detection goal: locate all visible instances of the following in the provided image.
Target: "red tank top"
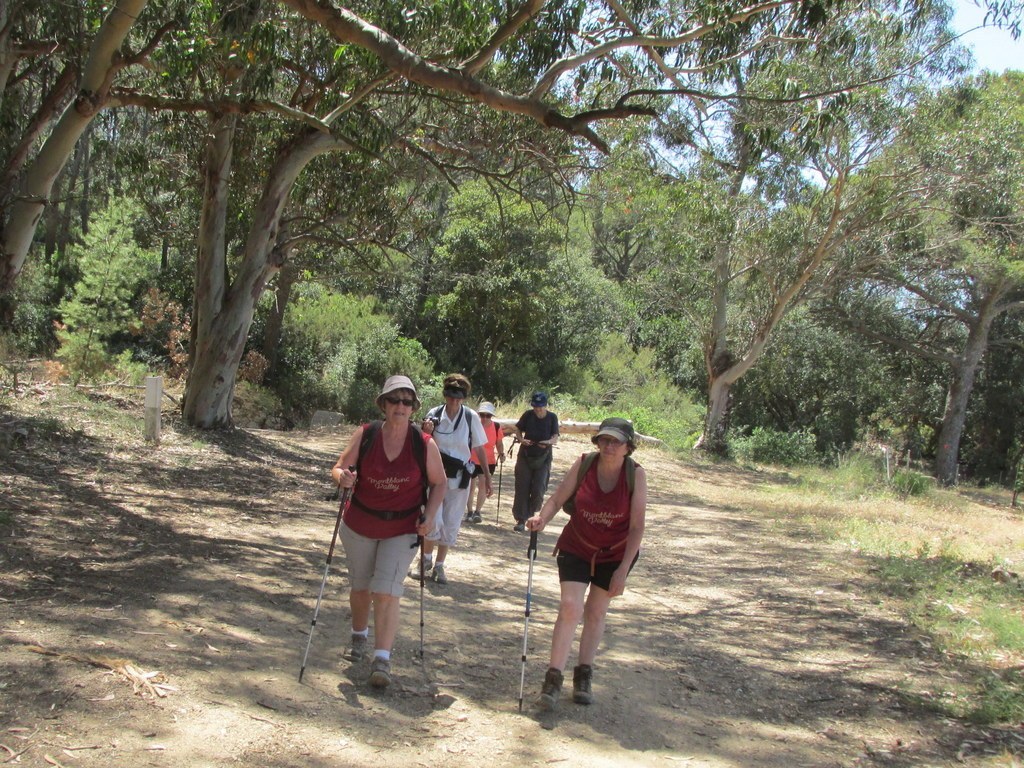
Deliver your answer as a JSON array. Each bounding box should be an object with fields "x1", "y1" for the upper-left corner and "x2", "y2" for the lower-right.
[
  {"x1": 344, "y1": 425, "x2": 424, "y2": 539},
  {"x1": 556, "y1": 458, "x2": 632, "y2": 565}
]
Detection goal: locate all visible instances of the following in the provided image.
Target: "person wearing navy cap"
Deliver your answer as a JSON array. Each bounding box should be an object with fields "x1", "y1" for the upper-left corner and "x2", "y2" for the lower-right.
[{"x1": 508, "y1": 391, "x2": 559, "y2": 533}]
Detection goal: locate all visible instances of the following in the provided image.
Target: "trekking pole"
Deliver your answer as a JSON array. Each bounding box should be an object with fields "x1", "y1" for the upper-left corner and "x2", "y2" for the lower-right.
[
  {"x1": 495, "y1": 458, "x2": 504, "y2": 524},
  {"x1": 298, "y1": 467, "x2": 354, "y2": 683},
  {"x1": 417, "y1": 513, "x2": 426, "y2": 659},
  {"x1": 518, "y1": 529, "x2": 539, "y2": 712}
]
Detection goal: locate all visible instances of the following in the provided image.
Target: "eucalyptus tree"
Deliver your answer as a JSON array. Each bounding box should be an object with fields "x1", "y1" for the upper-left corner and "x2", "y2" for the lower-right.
[
  {"x1": 0, "y1": 0, "x2": 179, "y2": 303},
  {"x1": 169, "y1": 0, "x2": 617, "y2": 427},
  {"x1": 618, "y1": 0, "x2": 968, "y2": 455},
  {"x1": 833, "y1": 72, "x2": 1024, "y2": 485}
]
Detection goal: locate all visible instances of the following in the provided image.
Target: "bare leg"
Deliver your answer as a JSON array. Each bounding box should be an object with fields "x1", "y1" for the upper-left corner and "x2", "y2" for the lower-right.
[
  {"x1": 350, "y1": 588, "x2": 371, "y2": 633},
  {"x1": 548, "y1": 581, "x2": 587, "y2": 671},
  {"x1": 577, "y1": 586, "x2": 613, "y2": 666},
  {"x1": 475, "y1": 477, "x2": 487, "y2": 511},
  {"x1": 434, "y1": 543, "x2": 449, "y2": 565},
  {"x1": 371, "y1": 592, "x2": 402, "y2": 652}
]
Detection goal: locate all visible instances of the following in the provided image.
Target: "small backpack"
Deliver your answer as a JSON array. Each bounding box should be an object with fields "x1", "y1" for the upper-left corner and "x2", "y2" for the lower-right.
[{"x1": 561, "y1": 452, "x2": 636, "y2": 515}]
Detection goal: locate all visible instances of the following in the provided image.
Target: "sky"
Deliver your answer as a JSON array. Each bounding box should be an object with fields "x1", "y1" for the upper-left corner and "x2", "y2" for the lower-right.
[{"x1": 951, "y1": 0, "x2": 1023, "y2": 72}]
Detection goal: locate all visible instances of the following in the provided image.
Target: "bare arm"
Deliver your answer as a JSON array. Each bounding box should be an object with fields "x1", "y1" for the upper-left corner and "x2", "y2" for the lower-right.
[
  {"x1": 609, "y1": 466, "x2": 647, "y2": 597},
  {"x1": 330, "y1": 426, "x2": 365, "y2": 488},
  {"x1": 420, "y1": 438, "x2": 447, "y2": 533},
  {"x1": 526, "y1": 455, "x2": 583, "y2": 532}
]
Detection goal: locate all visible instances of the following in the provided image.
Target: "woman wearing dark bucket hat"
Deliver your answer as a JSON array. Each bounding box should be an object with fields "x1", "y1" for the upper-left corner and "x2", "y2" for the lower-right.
[
  {"x1": 330, "y1": 375, "x2": 446, "y2": 688},
  {"x1": 508, "y1": 391, "x2": 559, "y2": 533},
  {"x1": 525, "y1": 417, "x2": 647, "y2": 710}
]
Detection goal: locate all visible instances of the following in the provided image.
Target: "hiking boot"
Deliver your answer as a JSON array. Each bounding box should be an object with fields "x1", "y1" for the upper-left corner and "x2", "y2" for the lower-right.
[
  {"x1": 536, "y1": 667, "x2": 563, "y2": 711},
  {"x1": 572, "y1": 664, "x2": 593, "y2": 705},
  {"x1": 368, "y1": 656, "x2": 391, "y2": 688},
  {"x1": 513, "y1": 522, "x2": 525, "y2": 533},
  {"x1": 470, "y1": 510, "x2": 482, "y2": 524},
  {"x1": 430, "y1": 562, "x2": 448, "y2": 585},
  {"x1": 344, "y1": 633, "x2": 369, "y2": 662},
  {"x1": 408, "y1": 559, "x2": 431, "y2": 582}
]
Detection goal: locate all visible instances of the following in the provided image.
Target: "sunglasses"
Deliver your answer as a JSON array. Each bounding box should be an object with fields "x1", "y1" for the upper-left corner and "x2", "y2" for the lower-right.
[
  {"x1": 443, "y1": 388, "x2": 467, "y2": 398},
  {"x1": 481, "y1": 414, "x2": 493, "y2": 419},
  {"x1": 596, "y1": 435, "x2": 624, "y2": 447},
  {"x1": 384, "y1": 396, "x2": 416, "y2": 407}
]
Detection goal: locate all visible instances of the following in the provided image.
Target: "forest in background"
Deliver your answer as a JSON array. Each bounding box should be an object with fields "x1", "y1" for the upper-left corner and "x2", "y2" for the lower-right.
[{"x1": 0, "y1": 0, "x2": 1022, "y2": 489}]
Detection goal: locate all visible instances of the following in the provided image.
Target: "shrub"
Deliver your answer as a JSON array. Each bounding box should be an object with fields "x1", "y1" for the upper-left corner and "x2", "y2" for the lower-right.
[
  {"x1": 731, "y1": 427, "x2": 819, "y2": 467},
  {"x1": 55, "y1": 198, "x2": 160, "y2": 383},
  {"x1": 890, "y1": 468, "x2": 932, "y2": 498}
]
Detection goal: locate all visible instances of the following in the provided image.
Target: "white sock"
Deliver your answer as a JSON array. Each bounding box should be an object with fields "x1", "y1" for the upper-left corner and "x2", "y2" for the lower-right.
[
  {"x1": 351, "y1": 628, "x2": 369, "y2": 638},
  {"x1": 374, "y1": 650, "x2": 390, "y2": 661}
]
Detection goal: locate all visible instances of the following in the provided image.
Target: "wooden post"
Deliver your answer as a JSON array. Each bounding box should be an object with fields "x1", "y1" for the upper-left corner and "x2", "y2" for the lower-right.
[{"x1": 144, "y1": 376, "x2": 162, "y2": 443}]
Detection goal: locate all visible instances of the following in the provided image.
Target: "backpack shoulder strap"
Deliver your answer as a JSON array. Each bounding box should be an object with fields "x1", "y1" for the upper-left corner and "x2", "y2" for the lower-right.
[
  {"x1": 407, "y1": 422, "x2": 427, "y2": 479},
  {"x1": 357, "y1": 420, "x2": 383, "y2": 474},
  {"x1": 624, "y1": 455, "x2": 636, "y2": 494},
  {"x1": 575, "y1": 452, "x2": 599, "y2": 494},
  {"x1": 466, "y1": 408, "x2": 477, "y2": 451}
]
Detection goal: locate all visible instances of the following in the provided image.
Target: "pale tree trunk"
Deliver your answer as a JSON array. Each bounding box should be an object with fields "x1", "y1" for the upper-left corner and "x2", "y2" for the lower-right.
[
  {"x1": 181, "y1": 114, "x2": 236, "y2": 428},
  {"x1": 934, "y1": 288, "x2": 1007, "y2": 486},
  {"x1": 182, "y1": 129, "x2": 351, "y2": 428},
  {"x1": 0, "y1": 0, "x2": 148, "y2": 299},
  {"x1": 695, "y1": 166, "x2": 850, "y2": 454},
  {"x1": 261, "y1": 242, "x2": 298, "y2": 378},
  {"x1": 694, "y1": 138, "x2": 750, "y2": 455}
]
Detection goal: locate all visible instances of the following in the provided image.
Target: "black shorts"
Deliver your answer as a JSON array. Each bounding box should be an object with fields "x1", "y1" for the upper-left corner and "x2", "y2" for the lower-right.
[
  {"x1": 556, "y1": 550, "x2": 639, "y2": 592},
  {"x1": 471, "y1": 463, "x2": 497, "y2": 477}
]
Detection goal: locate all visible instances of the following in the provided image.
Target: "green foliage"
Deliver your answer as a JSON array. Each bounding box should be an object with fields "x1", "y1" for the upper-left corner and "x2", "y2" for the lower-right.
[
  {"x1": 889, "y1": 468, "x2": 932, "y2": 498},
  {"x1": 55, "y1": 198, "x2": 160, "y2": 382},
  {"x1": 5, "y1": 259, "x2": 60, "y2": 355},
  {"x1": 730, "y1": 427, "x2": 819, "y2": 467},
  {"x1": 414, "y1": 180, "x2": 615, "y2": 399},
  {"x1": 557, "y1": 334, "x2": 703, "y2": 453},
  {"x1": 324, "y1": 324, "x2": 436, "y2": 423},
  {"x1": 732, "y1": 308, "x2": 890, "y2": 453},
  {"x1": 272, "y1": 287, "x2": 435, "y2": 422}
]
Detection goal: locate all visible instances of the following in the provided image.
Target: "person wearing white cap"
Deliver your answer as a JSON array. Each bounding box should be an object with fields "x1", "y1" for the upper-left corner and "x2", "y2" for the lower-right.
[
  {"x1": 330, "y1": 375, "x2": 446, "y2": 688},
  {"x1": 465, "y1": 401, "x2": 504, "y2": 523},
  {"x1": 525, "y1": 417, "x2": 647, "y2": 710}
]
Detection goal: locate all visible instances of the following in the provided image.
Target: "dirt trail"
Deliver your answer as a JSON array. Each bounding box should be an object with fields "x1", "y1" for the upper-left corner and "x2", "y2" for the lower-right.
[{"x1": 0, "y1": 414, "x2": 1005, "y2": 767}]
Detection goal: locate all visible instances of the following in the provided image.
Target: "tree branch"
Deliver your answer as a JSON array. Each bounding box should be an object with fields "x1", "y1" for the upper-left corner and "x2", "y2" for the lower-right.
[
  {"x1": 108, "y1": 90, "x2": 335, "y2": 132},
  {"x1": 277, "y1": 0, "x2": 653, "y2": 152},
  {"x1": 530, "y1": 0, "x2": 797, "y2": 97},
  {"x1": 460, "y1": 0, "x2": 545, "y2": 75}
]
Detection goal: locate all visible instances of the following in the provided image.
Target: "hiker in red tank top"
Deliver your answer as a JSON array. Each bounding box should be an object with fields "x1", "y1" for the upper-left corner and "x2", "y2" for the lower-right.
[
  {"x1": 525, "y1": 417, "x2": 647, "y2": 712},
  {"x1": 346, "y1": 426, "x2": 429, "y2": 540},
  {"x1": 554, "y1": 458, "x2": 632, "y2": 569},
  {"x1": 330, "y1": 375, "x2": 446, "y2": 689}
]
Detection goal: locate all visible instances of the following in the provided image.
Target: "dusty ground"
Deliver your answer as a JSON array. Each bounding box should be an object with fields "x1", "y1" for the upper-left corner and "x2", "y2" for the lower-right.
[{"x1": 1, "y1": 390, "x2": 1022, "y2": 767}]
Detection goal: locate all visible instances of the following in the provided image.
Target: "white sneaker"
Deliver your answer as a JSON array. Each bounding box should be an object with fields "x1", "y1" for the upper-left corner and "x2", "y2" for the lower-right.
[
  {"x1": 409, "y1": 559, "x2": 431, "y2": 581},
  {"x1": 430, "y1": 562, "x2": 448, "y2": 585}
]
